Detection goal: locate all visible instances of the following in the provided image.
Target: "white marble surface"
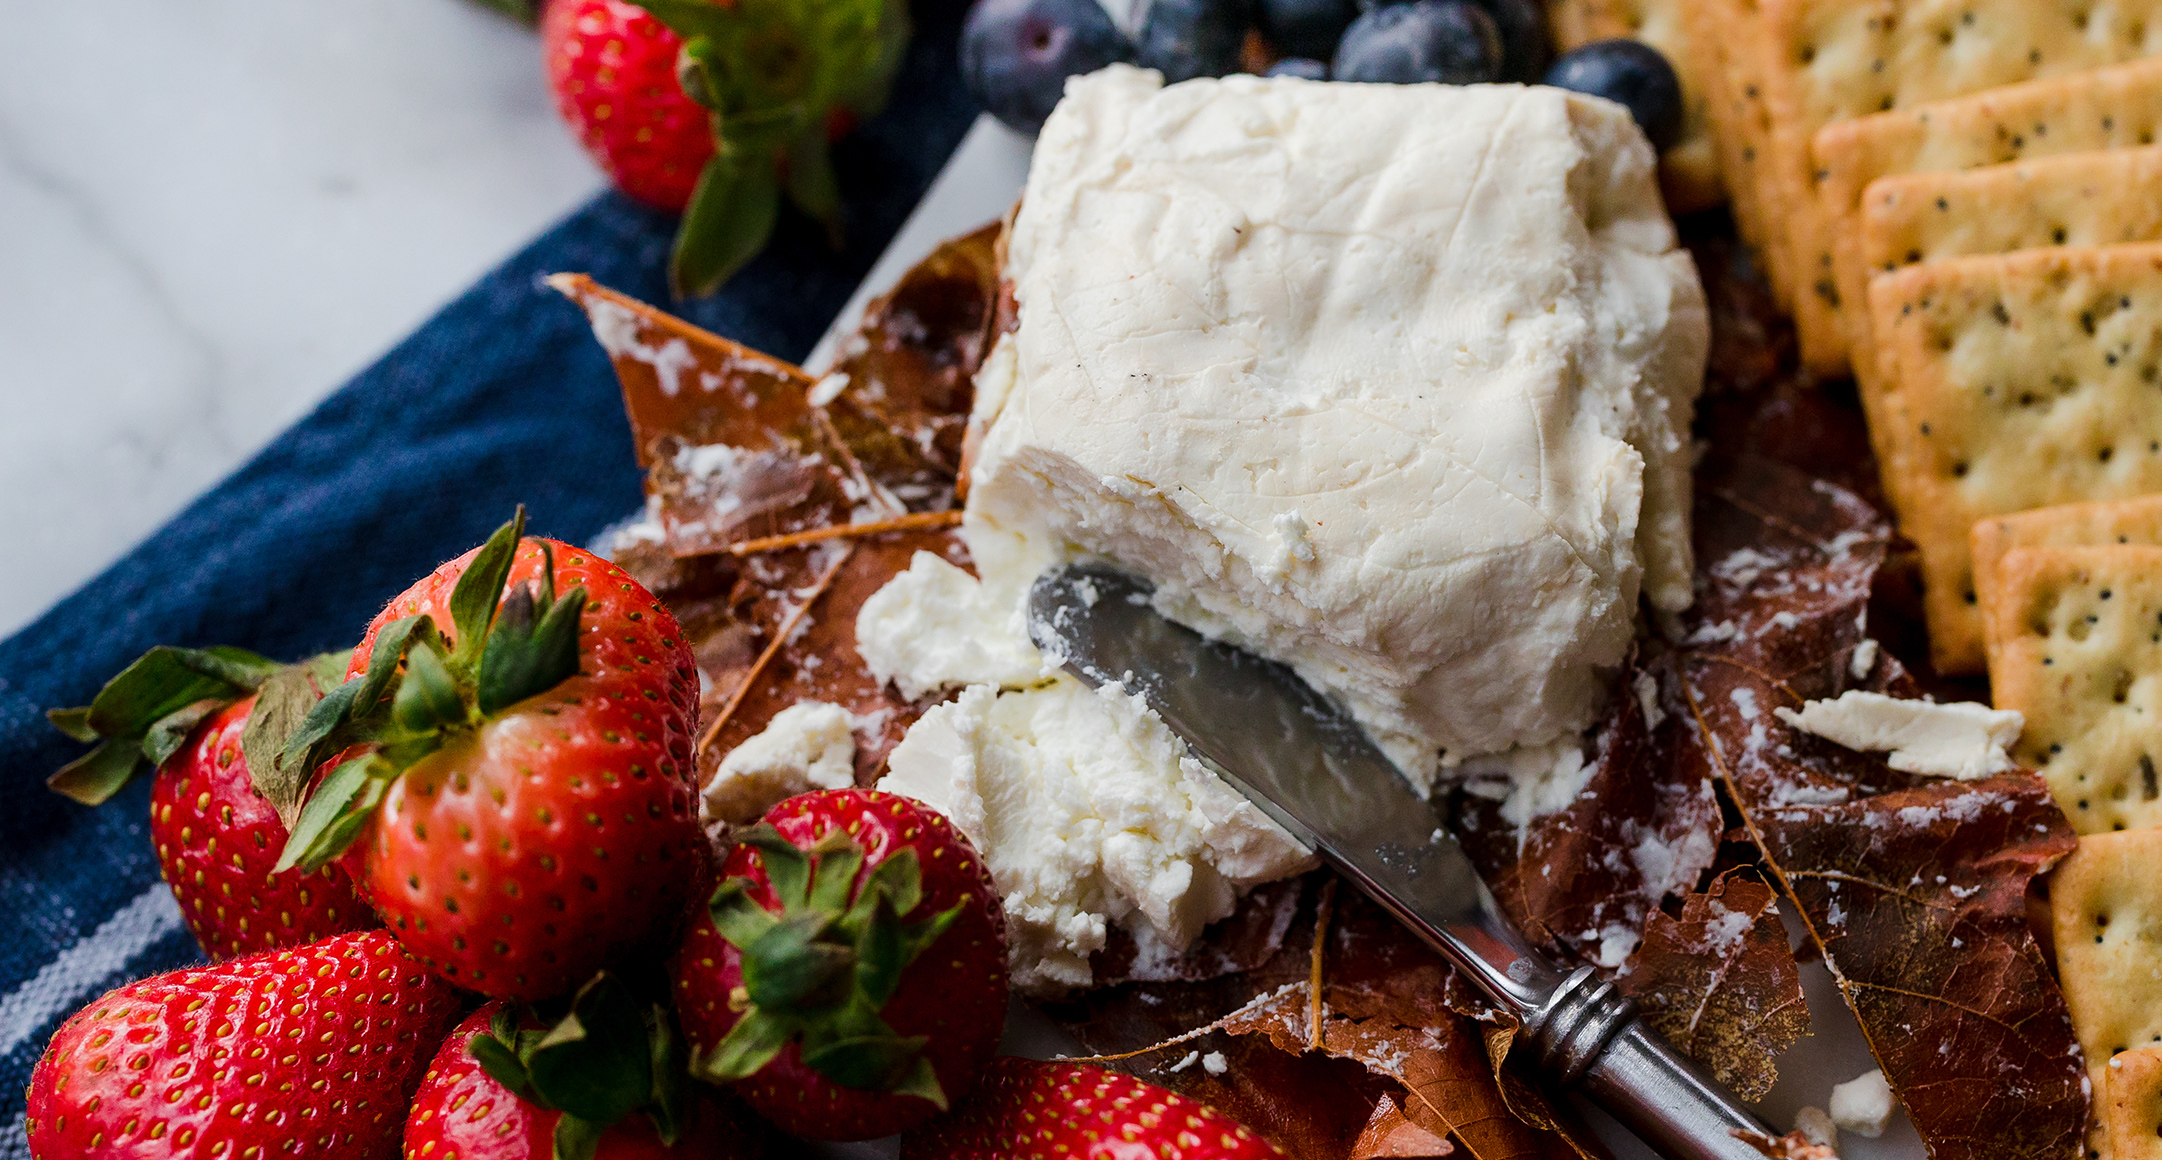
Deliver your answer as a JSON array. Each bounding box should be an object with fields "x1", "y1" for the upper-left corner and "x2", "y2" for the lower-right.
[{"x1": 0, "y1": 0, "x2": 605, "y2": 641}]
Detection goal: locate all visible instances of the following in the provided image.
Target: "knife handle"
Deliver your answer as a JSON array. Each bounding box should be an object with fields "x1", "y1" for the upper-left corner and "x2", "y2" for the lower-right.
[{"x1": 1523, "y1": 967, "x2": 1778, "y2": 1160}]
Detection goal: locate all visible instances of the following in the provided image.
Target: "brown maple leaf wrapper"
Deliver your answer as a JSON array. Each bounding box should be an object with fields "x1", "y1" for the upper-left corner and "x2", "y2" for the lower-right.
[
  {"x1": 1620, "y1": 868, "x2": 1806, "y2": 1102},
  {"x1": 1674, "y1": 453, "x2": 2087, "y2": 1160},
  {"x1": 548, "y1": 265, "x2": 987, "y2": 782}
]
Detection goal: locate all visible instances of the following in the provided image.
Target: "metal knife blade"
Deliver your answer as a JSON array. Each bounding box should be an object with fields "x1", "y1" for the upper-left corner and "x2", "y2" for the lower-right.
[{"x1": 1027, "y1": 563, "x2": 1778, "y2": 1160}]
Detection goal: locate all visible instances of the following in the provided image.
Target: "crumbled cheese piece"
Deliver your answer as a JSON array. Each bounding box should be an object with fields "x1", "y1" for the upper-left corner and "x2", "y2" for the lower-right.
[
  {"x1": 879, "y1": 681, "x2": 1311, "y2": 994},
  {"x1": 1634, "y1": 670, "x2": 1665, "y2": 729},
  {"x1": 964, "y1": 66, "x2": 1708, "y2": 793},
  {"x1": 809, "y1": 372, "x2": 850, "y2": 406},
  {"x1": 1201, "y1": 1051, "x2": 1228, "y2": 1076},
  {"x1": 1166, "y1": 1050, "x2": 1200, "y2": 1073},
  {"x1": 1774, "y1": 691, "x2": 2022, "y2": 781},
  {"x1": 701, "y1": 702, "x2": 857, "y2": 824},
  {"x1": 1461, "y1": 738, "x2": 1596, "y2": 840},
  {"x1": 1850, "y1": 638, "x2": 1879, "y2": 679},
  {"x1": 1794, "y1": 1105, "x2": 1839, "y2": 1149},
  {"x1": 1828, "y1": 1068, "x2": 1896, "y2": 1138},
  {"x1": 855, "y1": 551, "x2": 1055, "y2": 699}
]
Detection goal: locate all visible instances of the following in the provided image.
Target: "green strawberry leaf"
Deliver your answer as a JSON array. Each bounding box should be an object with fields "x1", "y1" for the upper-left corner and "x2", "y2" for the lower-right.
[
  {"x1": 708, "y1": 881, "x2": 784, "y2": 948},
  {"x1": 526, "y1": 974, "x2": 654, "y2": 1128},
  {"x1": 741, "y1": 913, "x2": 852, "y2": 1011},
  {"x1": 243, "y1": 650, "x2": 353, "y2": 829},
  {"x1": 47, "y1": 737, "x2": 150, "y2": 807},
  {"x1": 274, "y1": 753, "x2": 390, "y2": 874},
  {"x1": 671, "y1": 150, "x2": 781, "y2": 300},
  {"x1": 805, "y1": 838, "x2": 865, "y2": 915},
  {"x1": 46, "y1": 707, "x2": 97, "y2": 744},
  {"x1": 392, "y1": 642, "x2": 466, "y2": 735},
  {"x1": 354, "y1": 615, "x2": 439, "y2": 718},
  {"x1": 451, "y1": 508, "x2": 527, "y2": 667},
  {"x1": 477, "y1": 579, "x2": 589, "y2": 715},
  {"x1": 738, "y1": 824, "x2": 814, "y2": 910},
  {"x1": 888, "y1": 1055, "x2": 948, "y2": 1109},
  {"x1": 553, "y1": 1116, "x2": 604, "y2": 1160},
  {"x1": 783, "y1": 133, "x2": 844, "y2": 249},
  {"x1": 142, "y1": 700, "x2": 229, "y2": 768},
  {"x1": 696, "y1": 1009, "x2": 794, "y2": 1084},
  {"x1": 645, "y1": 1005, "x2": 687, "y2": 1147},
  {"x1": 800, "y1": 1031, "x2": 938, "y2": 1101},
  {"x1": 469, "y1": 1027, "x2": 538, "y2": 1103}
]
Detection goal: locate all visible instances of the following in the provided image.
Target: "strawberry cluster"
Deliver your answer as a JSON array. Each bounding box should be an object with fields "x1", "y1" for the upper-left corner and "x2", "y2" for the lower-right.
[{"x1": 27, "y1": 511, "x2": 1286, "y2": 1159}]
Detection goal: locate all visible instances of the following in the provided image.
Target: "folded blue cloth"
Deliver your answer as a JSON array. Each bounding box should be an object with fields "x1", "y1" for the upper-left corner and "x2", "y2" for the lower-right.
[{"x1": 0, "y1": 7, "x2": 975, "y2": 1144}]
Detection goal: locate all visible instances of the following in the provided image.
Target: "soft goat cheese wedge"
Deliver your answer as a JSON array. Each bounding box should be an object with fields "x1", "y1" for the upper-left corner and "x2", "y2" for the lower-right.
[
  {"x1": 965, "y1": 66, "x2": 1709, "y2": 791},
  {"x1": 864, "y1": 66, "x2": 1708, "y2": 991}
]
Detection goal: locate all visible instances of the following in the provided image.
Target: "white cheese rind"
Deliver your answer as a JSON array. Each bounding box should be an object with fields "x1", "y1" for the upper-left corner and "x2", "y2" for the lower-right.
[
  {"x1": 880, "y1": 680, "x2": 1313, "y2": 994},
  {"x1": 967, "y1": 67, "x2": 1708, "y2": 790},
  {"x1": 701, "y1": 701, "x2": 858, "y2": 824},
  {"x1": 1774, "y1": 691, "x2": 2022, "y2": 781}
]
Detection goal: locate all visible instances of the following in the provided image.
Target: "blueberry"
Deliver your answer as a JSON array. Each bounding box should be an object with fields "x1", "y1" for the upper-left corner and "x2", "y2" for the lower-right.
[
  {"x1": 1257, "y1": 0, "x2": 1357, "y2": 59},
  {"x1": 962, "y1": 0, "x2": 1135, "y2": 135},
  {"x1": 1265, "y1": 55, "x2": 1331, "y2": 79},
  {"x1": 1543, "y1": 39, "x2": 1684, "y2": 151},
  {"x1": 1135, "y1": 0, "x2": 1250, "y2": 82},
  {"x1": 1475, "y1": 0, "x2": 1551, "y2": 82},
  {"x1": 1331, "y1": 0, "x2": 1501, "y2": 84}
]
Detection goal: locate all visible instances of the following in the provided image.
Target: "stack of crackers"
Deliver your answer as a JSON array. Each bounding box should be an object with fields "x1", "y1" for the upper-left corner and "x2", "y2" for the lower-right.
[{"x1": 1672, "y1": 4, "x2": 2162, "y2": 1147}]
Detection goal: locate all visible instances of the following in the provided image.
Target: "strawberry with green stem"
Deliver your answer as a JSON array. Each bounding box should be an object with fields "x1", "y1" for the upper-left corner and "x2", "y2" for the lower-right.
[
  {"x1": 671, "y1": 788, "x2": 1008, "y2": 1141},
  {"x1": 632, "y1": 0, "x2": 909, "y2": 296},
  {"x1": 271, "y1": 508, "x2": 705, "y2": 1000},
  {"x1": 407, "y1": 974, "x2": 773, "y2": 1159},
  {"x1": 46, "y1": 646, "x2": 375, "y2": 959}
]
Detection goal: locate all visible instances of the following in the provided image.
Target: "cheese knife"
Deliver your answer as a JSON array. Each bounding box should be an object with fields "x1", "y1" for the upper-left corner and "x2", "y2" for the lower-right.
[{"x1": 1027, "y1": 563, "x2": 1781, "y2": 1160}]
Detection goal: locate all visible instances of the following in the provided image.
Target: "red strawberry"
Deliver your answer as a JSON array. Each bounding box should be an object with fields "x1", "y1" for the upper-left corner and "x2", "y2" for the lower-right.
[
  {"x1": 152, "y1": 696, "x2": 377, "y2": 958},
  {"x1": 25, "y1": 929, "x2": 464, "y2": 1160},
  {"x1": 900, "y1": 1058, "x2": 1290, "y2": 1160},
  {"x1": 270, "y1": 511, "x2": 706, "y2": 1001},
  {"x1": 47, "y1": 647, "x2": 375, "y2": 959},
  {"x1": 671, "y1": 788, "x2": 1008, "y2": 1141},
  {"x1": 405, "y1": 999, "x2": 775, "y2": 1159},
  {"x1": 540, "y1": 0, "x2": 909, "y2": 297},
  {"x1": 542, "y1": 0, "x2": 712, "y2": 212}
]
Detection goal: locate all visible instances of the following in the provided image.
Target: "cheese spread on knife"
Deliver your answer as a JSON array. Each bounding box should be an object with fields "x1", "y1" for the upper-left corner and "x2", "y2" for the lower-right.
[{"x1": 863, "y1": 65, "x2": 1709, "y2": 991}]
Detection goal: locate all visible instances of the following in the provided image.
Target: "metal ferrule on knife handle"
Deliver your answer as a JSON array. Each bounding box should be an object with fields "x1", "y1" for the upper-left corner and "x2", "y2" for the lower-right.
[{"x1": 1029, "y1": 564, "x2": 1780, "y2": 1160}]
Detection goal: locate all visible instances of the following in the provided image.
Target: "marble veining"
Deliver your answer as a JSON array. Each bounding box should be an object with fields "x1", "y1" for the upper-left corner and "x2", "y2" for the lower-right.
[{"x1": 0, "y1": 0, "x2": 605, "y2": 640}]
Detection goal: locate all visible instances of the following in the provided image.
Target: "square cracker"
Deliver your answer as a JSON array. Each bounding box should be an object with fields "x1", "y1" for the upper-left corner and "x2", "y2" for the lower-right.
[
  {"x1": 1984, "y1": 545, "x2": 2162, "y2": 833},
  {"x1": 1726, "y1": 0, "x2": 2162, "y2": 377},
  {"x1": 2109, "y1": 1046, "x2": 2162, "y2": 1160},
  {"x1": 1548, "y1": 0, "x2": 1722, "y2": 212},
  {"x1": 1815, "y1": 64, "x2": 2162, "y2": 384},
  {"x1": 2053, "y1": 829, "x2": 2162, "y2": 1158},
  {"x1": 1973, "y1": 494, "x2": 2162, "y2": 674},
  {"x1": 1685, "y1": 0, "x2": 1784, "y2": 290},
  {"x1": 1865, "y1": 242, "x2": 2162, "y2": 674}
]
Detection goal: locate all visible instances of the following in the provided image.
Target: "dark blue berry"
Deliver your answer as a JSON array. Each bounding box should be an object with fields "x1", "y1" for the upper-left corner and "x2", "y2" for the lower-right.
[
  {"x1": 1264, "y1": 55, "x2": 1331, "y2": 79},
  {"x1": 1543, "y1": 39, "x2": 1684, "y2": 152},
  {"x1": 962, "y1": 0, "x2": 1135, "y2": 135},
  {"x1": 1475, "y1": 0, "x2": 1551, "y2": 82},
  {"x1": 1257, "y1": 0, "x2": 1358, "y2": 59},
  {"x1": 1135, "y1": 0, "x2": 1251, "y2": 82},
  {"x1": 1331, "y1": 0, "x2": 1501, "y2": 84}
]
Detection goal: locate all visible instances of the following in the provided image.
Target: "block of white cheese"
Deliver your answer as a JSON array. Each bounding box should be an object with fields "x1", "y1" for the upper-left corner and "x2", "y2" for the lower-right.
[
  {"x1": 882, "y1": 681, "x2": 1313, "y2": 994},
  {"x1": 1773, "y1": 691, "x2": 2022, "y2": 781},
  {"x1": 965, "y1": 66, "x2": 1709, "y2": 790}
]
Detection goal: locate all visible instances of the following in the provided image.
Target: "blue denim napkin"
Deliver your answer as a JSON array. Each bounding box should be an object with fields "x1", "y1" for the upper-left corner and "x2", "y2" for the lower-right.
[{"x1": 0, "y1": 3, "x2": 976, "y2": 1144}]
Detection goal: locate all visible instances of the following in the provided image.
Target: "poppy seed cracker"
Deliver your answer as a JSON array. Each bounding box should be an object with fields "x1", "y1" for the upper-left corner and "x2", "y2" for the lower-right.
[
  {"x1": 1703, "y1": 0, "x2": 2162, "y2": 376},
  {"x1": 2052, "y1": 830, "x2": 2162, "y2": 1158},
  {"x1": 1984, "y1": 545, "x2": 2162, "y2": 833},
  {"x1": 1865, "y1": 243, "x2": 2162, "y2": 673},
  {"x1": 1815, "y1": 64, "x2": 2162, "y2": 382},
  {"x1": 1972, "y1": 494, "x2": 2162, "y2": 675}
]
